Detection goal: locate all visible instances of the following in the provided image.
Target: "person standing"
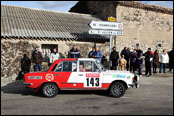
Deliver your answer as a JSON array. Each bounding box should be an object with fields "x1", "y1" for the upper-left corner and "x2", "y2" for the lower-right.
[
  {"x1": 21, "y1": 53, "x2": 31, "y2": 78},
  {"x1": 31, "y1": 47, "x2": 43, "y2": 72},
  {"x1": 153, "y1": 50, "x2": 159, "y2": 74},
  {"x1": 118, "y1": 55, "x2": 127, "y2": 71},
  {"x1": 68, "y1": 45, "x2": 80, "y2": 58},
  {"x1": 121, "y1": 46, "x2": 130, "y2": 71},
  {"x1": 159, "y1": 49, "x2": 169, "y2": 73},
  {"x1": 50, "y1": 48, "x2": 60, "y2": 65},
  {"x1": 130, "y1": 49, "x2": 138, "y2": 73},
  {"x1": 136, "y1": 47, "x2": 143, "y2": 76},
  {"x1": 143, "y1": 48, "x2": 153, "y2": 77},
  {"x1": 88, "y1": 47, "x2": 96, "y2": 58},
  {"x1": 110, "y1": 47, "x2": 119, "y2": 70},
  {"x1": 168, "y1": 49, "x2": 174, "y2": 73},
  {"x1": 93, "y1": 47, "x2": 103, "y2": 62},
  {"x1": 44, "y1": 53, "x2": 50, "y2": 66}
]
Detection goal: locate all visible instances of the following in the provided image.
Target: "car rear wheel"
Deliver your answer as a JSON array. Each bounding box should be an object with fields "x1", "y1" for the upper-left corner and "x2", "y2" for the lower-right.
[
  {"x1": 109, "y1": 82, "x2": 126, "y2": 98},
  {"x1": 42, "y1": 83, "x2": 58, "y2": 98}
]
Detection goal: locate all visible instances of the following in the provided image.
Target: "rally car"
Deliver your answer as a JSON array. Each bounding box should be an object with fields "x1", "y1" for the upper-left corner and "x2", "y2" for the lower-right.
[{"x1": 24, "y1": 58, "x2": 139, "y2": 98}]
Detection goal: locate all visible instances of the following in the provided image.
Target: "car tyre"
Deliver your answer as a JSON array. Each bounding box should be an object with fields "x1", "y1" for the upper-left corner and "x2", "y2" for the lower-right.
[
  {"x1": 42, "y1": 83, "x2": 58, "y2": 98},
  {"x1": 109, "y1": 82, "x2": 126, "y2": 98}
]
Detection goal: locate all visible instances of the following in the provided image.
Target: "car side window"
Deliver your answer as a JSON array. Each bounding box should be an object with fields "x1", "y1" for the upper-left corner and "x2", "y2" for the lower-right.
[
  {"x1": 79, "y1": 61, "x2": 93, "y2": 72},
  {"x1": 72, "y1": 62, "x2": 77, "y2": 72},
  {"x1": 54, "y1": 61, "x2": 77, "y2": 72},
  {"x1": 94, "y1": 63, "x2": 100, "y2": 72},
  {"x1": 54, "y1": 62, "x2": 63, "y2": 72},
  {"x1": 51, "y1": 64, "x2": 58, "y2": 71},
  {"x1": 63, "y1": 62, "x2": 72, "y2": 72}
]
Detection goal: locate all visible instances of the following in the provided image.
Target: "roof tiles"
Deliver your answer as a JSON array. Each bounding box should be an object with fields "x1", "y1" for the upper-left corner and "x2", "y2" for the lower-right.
[{"x1": 1, "y1": 5, "x2": 108, "y2": 40}]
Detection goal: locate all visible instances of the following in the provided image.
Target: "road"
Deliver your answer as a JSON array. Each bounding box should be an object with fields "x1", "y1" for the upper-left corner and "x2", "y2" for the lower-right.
[{"x1": 1, "y1": 73, "x2": 173, "y2": 115}]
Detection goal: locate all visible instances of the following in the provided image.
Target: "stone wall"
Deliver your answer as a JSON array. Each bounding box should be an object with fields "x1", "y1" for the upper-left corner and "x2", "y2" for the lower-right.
[
  {"x1": 115, "y1": 5, "x2": 173, "y2": 53},
  {"x1": 1, "y1": 39, "x2": 110, "y2": 85},
  {"x1": 1, "y1": 40, "x2": 38, "y2": 85}
]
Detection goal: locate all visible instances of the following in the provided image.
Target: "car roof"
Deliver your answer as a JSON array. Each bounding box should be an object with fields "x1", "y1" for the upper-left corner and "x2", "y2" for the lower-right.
[
  {"x1": 78, "y1": 58, "x2": 96, "y2": 61},
  {"x1": 53, "y1": 58, "x2": 96, "y2": 64},
  {"x1": 54, "y1": 58, "x2": 77, "y2": 63}
]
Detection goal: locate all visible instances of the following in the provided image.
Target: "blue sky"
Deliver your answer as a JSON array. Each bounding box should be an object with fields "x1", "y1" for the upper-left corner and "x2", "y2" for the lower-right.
[{"x1": 1, "y1": 1, "x2": 173, "y2": 12}]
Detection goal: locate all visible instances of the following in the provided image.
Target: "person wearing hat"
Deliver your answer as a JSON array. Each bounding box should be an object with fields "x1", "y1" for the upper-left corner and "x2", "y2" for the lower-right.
[
  {"x1": 143, "y1": 48, "x2": 153, "y2": 77},
  {"x1": 31, "y1": 47, "x2": 43, "y2": 72}
]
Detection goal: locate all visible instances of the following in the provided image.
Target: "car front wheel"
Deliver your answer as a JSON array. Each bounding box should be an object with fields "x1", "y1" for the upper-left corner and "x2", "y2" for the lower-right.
[
  {"x1": 42, "y1": 83, "x2": 58, "y2": 98},
  {"x1": 109, "y1": 82, "x2": 126, "y2": 98}
]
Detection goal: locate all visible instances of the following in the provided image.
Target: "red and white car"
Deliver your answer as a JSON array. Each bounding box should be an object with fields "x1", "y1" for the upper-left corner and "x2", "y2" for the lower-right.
[{"x1": 24, "y1": 58, "x2": 139, "y2": 98}]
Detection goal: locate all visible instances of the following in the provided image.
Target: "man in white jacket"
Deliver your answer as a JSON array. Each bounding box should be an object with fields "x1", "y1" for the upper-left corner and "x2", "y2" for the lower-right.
[
  {"x1": 159, "y1": 49, "x2": 169, "y2": 73},
  {"x1": 50, "y1": 48, "x2": 60, "y2": 65}
]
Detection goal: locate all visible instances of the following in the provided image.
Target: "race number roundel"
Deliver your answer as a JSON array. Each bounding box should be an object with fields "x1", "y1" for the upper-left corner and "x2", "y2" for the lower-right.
[{"x1": 46, "y1": 74, "x2": 54, "y2": 81}]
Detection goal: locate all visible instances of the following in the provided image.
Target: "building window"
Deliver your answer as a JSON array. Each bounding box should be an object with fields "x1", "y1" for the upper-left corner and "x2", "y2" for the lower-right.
[{"x1": 158, "y1": 44, "x2": 162, "y2": 47}]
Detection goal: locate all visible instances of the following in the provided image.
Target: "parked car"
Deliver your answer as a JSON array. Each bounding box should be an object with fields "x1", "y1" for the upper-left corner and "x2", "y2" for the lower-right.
[{"x1": 24, "y1": 58, "x2": 139, "y2": 98}]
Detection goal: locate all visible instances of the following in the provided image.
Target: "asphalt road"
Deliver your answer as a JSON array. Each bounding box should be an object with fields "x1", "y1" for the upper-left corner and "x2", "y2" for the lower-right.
[{"x1": 1, "y1": 73, "x2": 173, "y2": 115}]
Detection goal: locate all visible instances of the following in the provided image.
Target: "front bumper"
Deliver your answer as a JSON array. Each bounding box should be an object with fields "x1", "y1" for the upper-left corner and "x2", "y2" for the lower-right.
[
  {"x1": 23, "y1": 82, "x2": 33, "y2": 87},
  {"x1": 128, "y1": 75, "x2": 139, "y2": 88}
]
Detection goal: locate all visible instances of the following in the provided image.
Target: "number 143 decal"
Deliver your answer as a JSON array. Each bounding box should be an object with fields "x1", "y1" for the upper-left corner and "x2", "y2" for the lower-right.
[{"x1": 84, "y1": 77, "x2": 101, "y2": 87}]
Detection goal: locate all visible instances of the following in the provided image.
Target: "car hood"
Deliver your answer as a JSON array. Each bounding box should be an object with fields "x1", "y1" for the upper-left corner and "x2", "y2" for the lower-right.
[
  {"x1": 103, "y1": 70, "x2": 134, "y2": 76},
  {"x1": 25, "y1": 71, "x2": 48, "y2": 76}
]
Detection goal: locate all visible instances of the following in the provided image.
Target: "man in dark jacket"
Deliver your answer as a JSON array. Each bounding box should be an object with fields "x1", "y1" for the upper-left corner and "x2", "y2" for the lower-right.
[
  {"x1": 110, "y1": 47, "x2": 119, "y2": 70},
  {"x1": 88, "y1": 47, "x2": 96, "y2": 58},
  {"x1": 31, "y1": 47, "x2": 43, "y2": 72},
  {"x1": 21, "y1": 54, "x2": 31, "y2": 74},
  {"x1": 68, "y1": 45, "x2": 80, "y2": 58},
  {"x1": 136, "y1": 47, "x2": 143, "y2": 76},
  {"x1": 168, "y1": 49, "x2": 174, "y2": 73},
  {"x1": 121, "y1": 46, "x2": 130, "y2": 71},
  {"x1": 130, "y1": 49, "x2": 138, "y2": 73},
  {"x1": 153, "y1": 50, "x2": 159, "y2": 74},
  {"x1": 143, "y1": 48, "x2": 153, "y2": 77},
  {"x1": 16, "y1": 53, "x2": 32, "y2": 80}
]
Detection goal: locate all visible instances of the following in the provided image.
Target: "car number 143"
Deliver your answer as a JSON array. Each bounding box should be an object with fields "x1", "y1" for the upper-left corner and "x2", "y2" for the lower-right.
[{"x1": 84, "y1": 77, "x2": 101, "y2": 87}]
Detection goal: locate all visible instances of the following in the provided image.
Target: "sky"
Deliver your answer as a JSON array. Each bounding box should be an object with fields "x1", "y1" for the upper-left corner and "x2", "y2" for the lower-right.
[{"x1": 1, "y1": 1, "x2": 173, "y2": 12}]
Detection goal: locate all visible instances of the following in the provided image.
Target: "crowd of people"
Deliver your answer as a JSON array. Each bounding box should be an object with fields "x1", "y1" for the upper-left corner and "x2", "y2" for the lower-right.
[
  {"x1": 20, "y1": 45, "x2": 173, "y2": 79},
  {"x1": 110, "y1": 46, "x2": 173, "y2": 77}
]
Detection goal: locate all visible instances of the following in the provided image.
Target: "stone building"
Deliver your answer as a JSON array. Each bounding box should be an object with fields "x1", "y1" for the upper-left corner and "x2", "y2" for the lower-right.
[
  {"x1": 70, "y1": 1, "x2": 173, "y2": 52},
  {"x1": 1, "y1": 5, "x2": 110, "y2": 85}
]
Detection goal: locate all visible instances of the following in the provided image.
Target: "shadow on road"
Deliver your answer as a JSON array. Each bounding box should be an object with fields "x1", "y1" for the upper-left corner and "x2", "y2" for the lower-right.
[
  {"x1": 1, "y1": 81, "x2": 110, "y2": 98},
  {"x1": 1, "y1": 80, "x2": 40, "y2": 97},
  {"x1": 59, "y1": 90, "x2": 110, "y2": 97}
]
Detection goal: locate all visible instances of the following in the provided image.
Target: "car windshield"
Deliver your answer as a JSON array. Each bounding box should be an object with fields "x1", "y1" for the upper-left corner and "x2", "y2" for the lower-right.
[{"x1": 95, "y1": 60, "x2": 106, "y2": 71}]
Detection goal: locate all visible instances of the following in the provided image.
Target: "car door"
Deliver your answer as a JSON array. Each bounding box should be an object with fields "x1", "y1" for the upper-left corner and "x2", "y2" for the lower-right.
[
  {"x1": 77, "y1": 61, "x2": 102, "y2": 89},
  {"x1": 52, "y1": 61, "x2": 78, "y2": 89}
]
